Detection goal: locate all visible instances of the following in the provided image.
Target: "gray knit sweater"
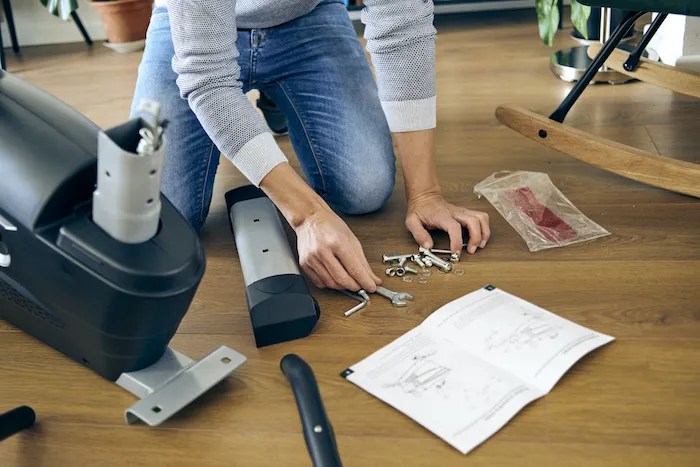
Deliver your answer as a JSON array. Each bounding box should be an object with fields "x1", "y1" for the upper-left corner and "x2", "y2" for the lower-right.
[{"x1": 158, "y1": 0, "x2": 437, "y2": 185}]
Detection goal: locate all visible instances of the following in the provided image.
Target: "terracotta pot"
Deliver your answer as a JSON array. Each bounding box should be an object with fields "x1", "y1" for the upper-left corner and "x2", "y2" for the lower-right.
[{"x1": 90, "y1": 0, "x2": 153, "y2": 44}]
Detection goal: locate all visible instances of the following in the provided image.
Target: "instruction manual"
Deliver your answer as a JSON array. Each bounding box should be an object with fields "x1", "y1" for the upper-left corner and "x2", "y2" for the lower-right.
[{"x1": 341, "y1": 285, "x2": 614, "y2": 454}]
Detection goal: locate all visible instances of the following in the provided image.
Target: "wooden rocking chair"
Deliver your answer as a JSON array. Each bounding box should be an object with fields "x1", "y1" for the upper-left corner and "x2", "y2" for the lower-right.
[{"x1": 496, "y1": 1, "x2": 700, "y2": 198}]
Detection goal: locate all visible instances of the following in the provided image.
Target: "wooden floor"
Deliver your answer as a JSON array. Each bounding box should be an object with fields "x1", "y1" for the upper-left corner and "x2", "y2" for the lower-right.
[{"x1": 2, "y1": 9, "x2": 699, "y2": 467}]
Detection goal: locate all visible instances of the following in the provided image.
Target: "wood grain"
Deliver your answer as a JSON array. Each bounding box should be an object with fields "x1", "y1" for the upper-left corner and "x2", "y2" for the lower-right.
[
  {"x1": 495, "y1": 104, "x2": 700, "y2": 198},
  {"x1": 588, "y1": 43, "x2": 700, "y2": 99},
  {"x1": 1, "y1": 9, "x2": 699, "y2": 467}
]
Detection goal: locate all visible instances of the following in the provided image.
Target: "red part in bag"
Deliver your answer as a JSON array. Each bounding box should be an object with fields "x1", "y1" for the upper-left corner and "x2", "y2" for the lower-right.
[{"x1": 507, "y1": 188, "x2": 577, "y2": 242}]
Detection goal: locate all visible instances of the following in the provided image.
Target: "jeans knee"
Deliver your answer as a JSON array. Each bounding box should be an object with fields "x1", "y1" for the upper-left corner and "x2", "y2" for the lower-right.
[{"x1": 329, "y1": 159, "x2": 395, "y2": 215}]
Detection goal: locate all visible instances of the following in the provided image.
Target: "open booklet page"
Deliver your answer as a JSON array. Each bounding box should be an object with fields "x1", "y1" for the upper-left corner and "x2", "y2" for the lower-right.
[{"x1": 342, "y1": 285, "x2": 614, "y2": 454}]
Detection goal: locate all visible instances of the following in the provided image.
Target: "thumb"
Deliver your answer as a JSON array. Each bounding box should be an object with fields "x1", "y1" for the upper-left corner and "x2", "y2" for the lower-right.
[{"x1": 406, "y1": 215, "x2": 434, "y2": 249}]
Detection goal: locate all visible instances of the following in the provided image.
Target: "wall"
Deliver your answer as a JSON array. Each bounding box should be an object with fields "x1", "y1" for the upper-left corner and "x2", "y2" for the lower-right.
[
  {"x1": 648, "y1": 14, "x2": 700, "y2": 71},
  {"x1": 1, "y1": 0, "x2": 106, "y2": 48}
]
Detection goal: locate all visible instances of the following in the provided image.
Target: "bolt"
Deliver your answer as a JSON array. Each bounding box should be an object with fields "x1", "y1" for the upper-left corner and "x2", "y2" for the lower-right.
[
  {"x1": 404, "y1": 266, "x2": 418, "y2": 275},
  {"x1": 382, "y1": 253, "x2": 413, "y2": 264},
  {"x1": 412, "y1": 255, "x2": 426, "y2": 268},
  {"x1": 430, "y1": 249, "x2": 455, "y2": 255},
  {"x1": 398, "y1": 257, "x2": 407, "y2": 268},
  {"x1": 419, "y1": 247, "x2": 452, "y2": 271},
  {"x1": 385, "y1": 267, "x2": 396, "y2": 277},
  {"x1": 395, "y1": 267, "x2": 406, "y2": 277}
]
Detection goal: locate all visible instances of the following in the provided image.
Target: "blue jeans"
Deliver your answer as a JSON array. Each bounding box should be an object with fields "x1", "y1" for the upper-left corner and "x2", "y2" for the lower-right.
[{"x1": 131, "y1": 0, "x2": 396, "y2": 231}]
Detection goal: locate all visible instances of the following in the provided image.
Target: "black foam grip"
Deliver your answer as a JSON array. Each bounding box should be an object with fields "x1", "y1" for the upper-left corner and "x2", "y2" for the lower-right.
[
  {"x1": 0, "y1": 406, "x2": 35, "y2": 441},
  {"x1": 281, "y1": 355, "x2": 342, "y2": 467}
]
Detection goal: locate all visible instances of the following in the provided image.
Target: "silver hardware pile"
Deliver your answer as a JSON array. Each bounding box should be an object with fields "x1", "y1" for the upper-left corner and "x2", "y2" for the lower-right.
[{"x1": 383, "y1": 247, "x2": 460, "y2": 276}]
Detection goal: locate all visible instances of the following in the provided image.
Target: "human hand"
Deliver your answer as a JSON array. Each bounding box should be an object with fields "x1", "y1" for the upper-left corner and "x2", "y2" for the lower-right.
[
  {"x1": 405, "y1": 192, "x2": 491, "y2": 254},
  {"x1": 294, "y1": 210, "x2": 382, "y2": 292}
]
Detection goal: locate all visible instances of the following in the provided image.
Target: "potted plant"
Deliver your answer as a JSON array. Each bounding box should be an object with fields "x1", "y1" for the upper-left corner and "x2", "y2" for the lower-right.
[
  {"x1": 41, "y1": 0, "x2": 152, "y2": 52},
  {"x1": 89, "y1": 0, "x2": 153, "y2": 51},
  {"x1": 536, "y1": 0, "x2": 591, "y2": 46}
]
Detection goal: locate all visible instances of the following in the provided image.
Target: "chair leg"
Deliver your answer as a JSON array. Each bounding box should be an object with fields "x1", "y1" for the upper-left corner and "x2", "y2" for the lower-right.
[
  {"x1": 549, "y1": 11, "x2": 645, "y2": 123},
  {"x1": 1, "y1": 0, "x2": 19, "y2": 54},
  {"x1": 623, "y1": 13, "x2": 667, "y2": 71},
  {"x1": 70, "y1": 12, "x2": 93, "y2": 46}
]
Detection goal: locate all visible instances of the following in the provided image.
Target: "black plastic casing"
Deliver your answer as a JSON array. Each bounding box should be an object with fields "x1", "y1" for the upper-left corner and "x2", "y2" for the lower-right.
[{"x1": 0, "y1": 70, "x2": 205, "y2": 381}]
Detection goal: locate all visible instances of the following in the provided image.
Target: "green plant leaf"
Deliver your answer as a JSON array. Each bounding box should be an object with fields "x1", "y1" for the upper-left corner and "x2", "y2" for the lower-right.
[
  {"x1": 536, "y1": 0, "x2": 560, "y2": 47},
  {"x1": 571, "y1": 0, "x2": 592, "y2": 40},
  {"x1": 39, "y1": 0, "x2": 79, "y2": 21}
]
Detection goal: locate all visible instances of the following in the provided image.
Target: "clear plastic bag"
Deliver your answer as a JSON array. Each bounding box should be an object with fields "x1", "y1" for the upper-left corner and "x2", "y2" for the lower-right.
[{"x1": 474, "y1": 171, "x2": 610, "y2": 252}]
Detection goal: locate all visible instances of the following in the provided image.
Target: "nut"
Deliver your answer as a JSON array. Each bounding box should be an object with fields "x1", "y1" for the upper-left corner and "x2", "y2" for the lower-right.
[
  {"x1": 417, "y1": 277, "x2": 428, "y2": 284},
  {"x1": 402, "y1": 276, "x2": 413, "y2": 283},
  {"x1": 454, "y1": 269, "x2": 464, "y2": 276},
  {"x1": 395, "y1": 267, "x2": 406, "y2": 277}
]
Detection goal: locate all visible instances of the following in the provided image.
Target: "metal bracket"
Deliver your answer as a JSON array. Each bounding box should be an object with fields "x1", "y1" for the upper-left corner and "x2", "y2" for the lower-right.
[{"x1": 116, "y1": 346, "x2": 246, "y2": 426}]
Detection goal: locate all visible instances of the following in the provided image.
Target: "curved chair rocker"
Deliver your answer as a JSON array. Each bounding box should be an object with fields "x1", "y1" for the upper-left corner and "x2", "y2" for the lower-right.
[{"x1": 496, "y1": 1, "x2": 700, "y2": 198}]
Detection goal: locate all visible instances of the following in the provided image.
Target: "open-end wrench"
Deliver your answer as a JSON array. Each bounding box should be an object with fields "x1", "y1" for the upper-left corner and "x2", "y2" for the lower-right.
[{"x1": 374, "y1": 286, "x2": 413, "y2": 307}]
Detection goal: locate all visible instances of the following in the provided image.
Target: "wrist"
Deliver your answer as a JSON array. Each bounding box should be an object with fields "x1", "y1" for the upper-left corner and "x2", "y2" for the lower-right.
[{"x1": 259, "y1": 163, "x2": 330, "y2": 229}]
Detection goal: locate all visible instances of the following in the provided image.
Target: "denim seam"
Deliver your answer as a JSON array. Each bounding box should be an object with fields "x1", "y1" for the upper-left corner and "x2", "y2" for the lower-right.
[
  {"x1": 275, "y1": 81, "x2": 328, "y2": 194},
  {"x1": 199, "y1": 142, "x2": 217, "y2": 225}
]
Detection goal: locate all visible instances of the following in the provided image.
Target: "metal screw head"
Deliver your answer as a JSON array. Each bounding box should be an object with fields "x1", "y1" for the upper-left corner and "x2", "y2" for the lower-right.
[
  {"x1": 314, "y1": 425, "x2": 323, "y2": 433},
  {"x1": 423, "y1": 258, "x2": 433, "y2": 267},
  {"x1": 385, "y1": 267, "x2": 396, "y2": 277}
]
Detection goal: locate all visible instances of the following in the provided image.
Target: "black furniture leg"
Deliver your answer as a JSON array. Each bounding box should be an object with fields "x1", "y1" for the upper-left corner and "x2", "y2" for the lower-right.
[
  {"x1": 1, "y1": 0, "x2": 19, "y2": 54},
  {"x1": 0, "y1": 28, "x2": 5, "y2": 70},
  {"x1": 70, "y1": 11, "x2": 93, "y2": 46},
  {"x1": 549, "y1": 11, "x2": 645, "y2": 123},
  {"x1": 623, "y1": 13, "x2": 667, "y2": 72}
]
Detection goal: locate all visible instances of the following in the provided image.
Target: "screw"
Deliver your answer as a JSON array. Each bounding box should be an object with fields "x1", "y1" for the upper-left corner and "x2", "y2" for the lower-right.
[
  {"x1": 430, "y1": 249, "x2": 455, "y2": 255},
  {"x1": 404, "y1": 266, "x2": 418, "y2": 275},
  {"x1": 382, "y1": 253, "x2": 413, "y2": 264},
  {"x1": 412, "y1": 255, "x2": 426, "y2": 269},
  {"x1": 398, "y1": 257, "x2": 407, "y2": 268},
  {"x1": 419, "y1": 247, "x2": 452, "y2": 272},
  {"x1": 385, "y1": 267, "x2": 396, "y2": 277}
]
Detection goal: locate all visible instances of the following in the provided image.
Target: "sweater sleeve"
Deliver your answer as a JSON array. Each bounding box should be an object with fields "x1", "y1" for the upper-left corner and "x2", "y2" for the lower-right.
[
  {"x1": 360, "y1": 0, "x2": 437, "y2": 133},
  {"x1": 167, "y1": 0, "x2": 288, "y2": 186}
]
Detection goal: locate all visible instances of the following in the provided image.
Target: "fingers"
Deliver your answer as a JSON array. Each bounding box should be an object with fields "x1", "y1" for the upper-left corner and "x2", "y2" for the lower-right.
[
  {"x1": 454, "y1": 209, "x2": 489, "y2": 254},
  {"x1": 405, "y1": 215, "x2": 434, "y2": 249},
  {"x1": 302, "y1": 265, "x2": 324, "y2": 289},
  {"x1": 306, "y1": 258, "x2": 339, "y2": 289},
  {"x1": 477, "y1": 212, "x2": 491, "y2": 247},
  {"x1": 443, "y1": 219, "x2": 465, "y2": 253},
  {"x1": 332, "y1": 247, "x2": 380, "y2": 293},
  {"x1": 321, "y1": 251, "x2": 363, "y2": 292}
]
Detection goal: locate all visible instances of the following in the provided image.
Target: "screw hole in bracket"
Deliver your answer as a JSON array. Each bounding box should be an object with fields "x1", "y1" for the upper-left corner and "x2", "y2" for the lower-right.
[
  {"x1": 262, "y1": 249, "x2": 269, "y2": 253},
  {"x1": 538, "y1": 129, "x2": 548, "y2": 138},
  {"x1": 253, "y1": 219, "x2": 260, "y2": 223},
  {"x1": 221, "y1": 357, "x2": 232, "y2": 364},
  {"x1": 152, "y1": 406, "x2": 162, "y2": 413}
]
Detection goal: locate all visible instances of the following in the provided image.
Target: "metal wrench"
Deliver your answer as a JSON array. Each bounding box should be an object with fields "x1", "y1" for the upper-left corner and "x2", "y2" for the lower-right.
[{"x1": 374, "y1": 286, "x2": 413, "y2": 307}]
